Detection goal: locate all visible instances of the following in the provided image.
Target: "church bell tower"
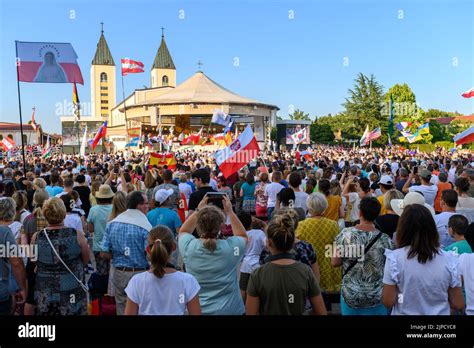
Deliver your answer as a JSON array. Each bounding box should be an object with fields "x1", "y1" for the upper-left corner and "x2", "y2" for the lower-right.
[
  {"x1": 151, "y1": 28, "x2": 176, "y2": 88},
  {"x1": 90, "y1": 23, "x2": 116, "y2": 119}
]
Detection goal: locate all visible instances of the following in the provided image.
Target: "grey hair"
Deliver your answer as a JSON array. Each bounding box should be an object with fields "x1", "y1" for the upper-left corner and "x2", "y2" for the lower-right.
[
  {"x1": 3, "y1": 168, "x2": 13, "y2": 179},
  {"x1": 0, "y1": 197, "x2": 16, "y2": 222},
  {"x1": 306, "y1": 192, "x2": 328, "y2": 216}
]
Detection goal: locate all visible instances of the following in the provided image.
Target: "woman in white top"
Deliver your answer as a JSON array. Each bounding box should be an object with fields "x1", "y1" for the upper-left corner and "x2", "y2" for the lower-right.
[
  {"x1": 382, "y1": 204, "x2": 464, "y2": 315},
  {"x1": 341, "y1": 175, "x2": 372, "y2": 225},
  {"x1": 455, "y1": 177, "x2": 474, "y2": 209},
  {"x1": 59, "y1": 194, "x2": 84, "y2": 234},
  {"x1": 124, "y1": 225, "x2": 201, "y2": 315}
]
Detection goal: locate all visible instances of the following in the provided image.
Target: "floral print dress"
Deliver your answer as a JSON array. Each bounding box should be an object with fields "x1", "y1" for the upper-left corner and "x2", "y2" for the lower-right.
[{"x1": 35, "y1": 227, "x2": 87, "y2": 315}]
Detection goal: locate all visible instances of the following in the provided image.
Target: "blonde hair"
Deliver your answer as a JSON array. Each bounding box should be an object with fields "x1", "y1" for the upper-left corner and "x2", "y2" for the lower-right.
[
  {"x1": 12, "y1": 191, "x2": 28, "y2": 221},
  {"x1": 91, "y1": 180, "x2": 101, "y2": 196},
  {"x1": 272, "y1": 208, "x2": 300, "y2": 230},
  {"x1": 33, "y1": 178, "x2": 46, "y2": 189},
  {"x1": 32, "y1": 189, "x2": 49, "y2": 217},
  {"x1": 307, "y1": 192, "x2": 328, "y2": 216},
  {"x1": 148, "y1": 226, "x2": 175, "y2": 278},
  {"x1": 384, "y1": 189, "x2": 404, "y2": 211},
  {"x1": 42, "y1": 197, "x2": 66, "y2": 225},
  {"x1": 109, "y1": 191, "x2": 127, "y2": 221},
  {"x1": 196, "y1": 205, "x2": 225, "y2": 252}
]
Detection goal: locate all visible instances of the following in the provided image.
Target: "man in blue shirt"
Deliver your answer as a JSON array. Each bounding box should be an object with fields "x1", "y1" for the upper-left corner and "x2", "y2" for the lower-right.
[
  {"x1": 147, "y1": 189, "x2": 182, "y2": 235},
  {"x1": 100, "y1": 191, "x2": 152, "y2": 315},
  {"x1": 147, "y1": 189, "x2": 182, "y2": 267}
]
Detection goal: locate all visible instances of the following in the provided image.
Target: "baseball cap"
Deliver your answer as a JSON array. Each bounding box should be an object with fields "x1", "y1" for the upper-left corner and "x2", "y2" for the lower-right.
[
  {"x1": 420, "y1": 169, "x2": 432, "y2": 179},
  {"x1": 379, "y1": 175, "x2": 394, "y2": 186},
  {"x1": 154, "y1": 189, "x2": 174, "y2": 204}
]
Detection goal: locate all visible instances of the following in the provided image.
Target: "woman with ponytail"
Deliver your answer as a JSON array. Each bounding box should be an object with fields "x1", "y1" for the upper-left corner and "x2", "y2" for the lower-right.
[
  {"x1": 124, "y1": 226, "x2": 201, "y2": 315},
  {"x1": 246, "y1": 212, "x2": 327, "y2": 315},
  {"x1": 178, "y1": 194, "x2": 248, "y2": 315}
]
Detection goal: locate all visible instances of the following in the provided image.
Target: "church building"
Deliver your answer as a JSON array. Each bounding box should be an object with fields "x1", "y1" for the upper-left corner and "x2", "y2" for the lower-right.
[{"x1": 61, "y1": 26, "x2": 279, "y2": 151}]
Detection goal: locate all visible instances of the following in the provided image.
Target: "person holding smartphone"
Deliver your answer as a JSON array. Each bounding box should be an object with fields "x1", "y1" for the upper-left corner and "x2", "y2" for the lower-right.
[
  {"x1": 188, "y1": 168, "x2": 222, "y2": 215},
  {"x1": 178, "y1": 195, "x2": 248, "y2": 315}
]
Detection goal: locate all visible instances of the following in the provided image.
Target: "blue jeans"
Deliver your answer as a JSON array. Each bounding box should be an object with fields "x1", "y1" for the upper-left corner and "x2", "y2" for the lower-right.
[{"x1": 267, "y1": 207, "x2": 275, "y2": 221}]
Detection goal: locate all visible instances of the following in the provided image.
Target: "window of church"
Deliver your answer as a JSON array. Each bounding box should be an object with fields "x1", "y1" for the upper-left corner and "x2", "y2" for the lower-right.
[
  {"x1": 100, "y1": 86, "x2": 108, "y2": 90},
  {"x1": 100, "y1": 72, "x2": 108, "y2": 82},
  {"x1": 162, "y1": 75, "x2": 169, "y2": 86}
]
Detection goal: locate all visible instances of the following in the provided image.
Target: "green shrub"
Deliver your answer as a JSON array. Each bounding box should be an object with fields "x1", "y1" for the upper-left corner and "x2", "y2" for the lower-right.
[{"x1": 434, "y1": 141, "x2": 455, "y2": 149}]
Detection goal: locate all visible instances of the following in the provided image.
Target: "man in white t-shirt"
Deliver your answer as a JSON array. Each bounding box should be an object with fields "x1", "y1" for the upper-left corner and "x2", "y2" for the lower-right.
[
  {"x1": 448, "y1": 162, "x2": 457, "y2": 184},
  {"x1": 178, "y1": 175, "x2": 193, "y2": 201},
  {"x1": 265, "y1": 171, "x2": 284, "y2": 220},
  {"x1": 390, "y1": 158, "x2": 399, "y2": 174},
  {"x1": 403, "y1": 169, "x2": 438, "y2": 207},
  {"x1": 80, "y1": 168, "x2": 91, "y2": 186},
  {"x1": 288, "y1": 171, "x2": 308, "y2": 214},
  {"x1": 434, "y1": 189, "x2": 458, "y2": 247}
]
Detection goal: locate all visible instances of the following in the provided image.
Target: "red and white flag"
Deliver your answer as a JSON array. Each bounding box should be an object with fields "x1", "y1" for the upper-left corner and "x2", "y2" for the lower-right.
[
  {"x1": 453, "y1": 125, "x2": 474, "y2": 145},
  {"x1": 214, "y1": 125, "x2": 260, "y2": 178},
  {"x1": 121, "y1": 58, "x2": 144, "y2": 76},
  {"x1": 16, "y1": 41, "x2": 83, "y2": 84},
  {"x1": 1, "y1": 137, "x2": 16, "y2": 151},
  {"x1": 462, "y1": 87, "x2": 474, "y2": 98},
  {"x1": 181, "y1": 128, "x2": 202, "y2": 145}
]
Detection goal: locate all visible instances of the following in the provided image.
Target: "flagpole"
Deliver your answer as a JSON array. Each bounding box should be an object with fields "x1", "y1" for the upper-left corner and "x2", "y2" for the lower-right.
[
  {"x1": 15, "y1": 41, "x2": 27, "y2": 168},
  {"x1": 121, "y1": 73, "x2": 130, "y2": 147}
]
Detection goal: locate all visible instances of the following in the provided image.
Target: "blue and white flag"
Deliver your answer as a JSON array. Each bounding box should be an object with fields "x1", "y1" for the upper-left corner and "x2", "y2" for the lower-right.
[
  {"x1": 212, "y1": 109, "x2": 233, "y2": 127},
  {"x1": 125, "y1": 137, "x2": 140, "y2": 147}
]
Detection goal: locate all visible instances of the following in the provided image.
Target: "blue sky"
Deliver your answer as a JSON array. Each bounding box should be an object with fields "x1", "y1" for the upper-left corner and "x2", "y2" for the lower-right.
[{"x1": 1, "y1": 0, "x2": 473, "y2": 133}]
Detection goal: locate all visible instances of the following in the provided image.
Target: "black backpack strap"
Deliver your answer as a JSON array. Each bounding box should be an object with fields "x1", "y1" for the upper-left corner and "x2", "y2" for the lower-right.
[{"x1": 342, "y1": 231, "x2": 384, "y2": 277}]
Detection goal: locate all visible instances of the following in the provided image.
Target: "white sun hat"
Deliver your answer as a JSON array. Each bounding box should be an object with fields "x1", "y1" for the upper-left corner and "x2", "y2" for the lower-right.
[{"x1": 390, "y1": 191, "x2": 435, "y2": 216}]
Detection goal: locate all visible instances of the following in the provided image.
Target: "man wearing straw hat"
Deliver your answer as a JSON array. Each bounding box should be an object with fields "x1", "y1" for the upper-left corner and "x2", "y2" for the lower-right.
[{"x1": 87, "y1": 185, "x2": 114, "y2": 277}]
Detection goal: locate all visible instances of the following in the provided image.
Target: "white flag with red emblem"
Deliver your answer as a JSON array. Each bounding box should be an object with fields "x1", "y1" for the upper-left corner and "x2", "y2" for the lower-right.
[
  {"x1": 1, "y1": 137, "x2": 15, "y2": 151},
  {"x1": 214, "y1": 125, "x2": 260, "y2": 178},
  {"x1": 121, "y1": 58, "x2": 144, "y2": 76}
]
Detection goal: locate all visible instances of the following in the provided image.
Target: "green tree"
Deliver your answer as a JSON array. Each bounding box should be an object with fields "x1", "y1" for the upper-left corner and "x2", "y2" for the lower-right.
[
  {"x1": 424, "y1": 109, "x2": 461, "y2": 119},
  {"x1": 310, "y1": 122, "x2": 335, "y2": 143},
  {"x1": 317, "y1": 112, "x2": 359, "y2": 140},
  {"x1": 429, "y1": 120, "x2": 448, "y2": 143},
  {"x1": 448, "y1": 119, "x2": 471, "y2": 139},
  {"x1": 343, "y1": 73, "x2": 386, "y2": 141},
  {"x1": 384, "y1": 83, "x2": 416, "y2": 104},
  {"x1": 384, "y1": 84, "x2": 417, "y2": 139},
  {"x1": 270, "y1": 127, "x2": 277, "y2": 141},
  {"x1": 289, "y1": 109, "x2": 311, "y2": 121}
]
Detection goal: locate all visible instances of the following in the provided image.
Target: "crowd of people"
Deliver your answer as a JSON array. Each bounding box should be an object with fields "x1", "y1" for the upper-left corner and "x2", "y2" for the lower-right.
[{"x1": 0, "y1": 143, "x2": 473, "y2": 315}]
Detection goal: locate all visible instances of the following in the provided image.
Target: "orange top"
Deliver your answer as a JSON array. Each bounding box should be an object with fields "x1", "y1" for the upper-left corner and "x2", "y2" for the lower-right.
[
  {"x1": 323, "y1": 195, "x2": 342, "y2": 221},
  {"x1": 434, "y1": 182, "x2": 453, "y2": 212}
]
